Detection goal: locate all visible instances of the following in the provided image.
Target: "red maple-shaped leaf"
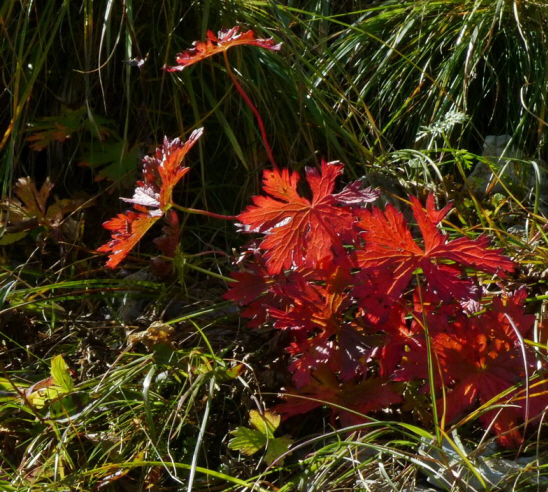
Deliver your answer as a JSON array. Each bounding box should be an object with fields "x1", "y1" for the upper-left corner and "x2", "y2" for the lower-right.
[
  {"x1": 164, "y1": 26, "x2": 282, "y2": 72},
  {"x1": 275, "y1": 366, "x2": 402, "y2": 428},
  {"x1": 267, "y1": 260, "x2": 381, "y2": 386},
  {"x1": 239, "y1": 160, "x2": 378, "y2": 274},
  {"x1": 97, "y1": 129, "x2": 202, "y2": 268},
  {"x1": 433, "y1": 324, "x2": 535, "y2": 447},
  {"x1": 98, "y1": 209, "x2": 162, "y2": 269},
  {"x1": 357, "y1": 194, "x2": 514, "y2": 301},
  {"x1": 223, "y1": 246, "x2": 296, "y2": 328},
  {"x1": 396, "y1": 288, "x2": 546, "y2": 447}
]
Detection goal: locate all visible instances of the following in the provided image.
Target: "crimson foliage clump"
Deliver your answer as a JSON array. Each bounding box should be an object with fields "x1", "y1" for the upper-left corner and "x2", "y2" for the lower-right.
[
  {"x1": 98, "y1": 25, "x2": 548, "y2": 448},
  {"x1": 227, "y1": 162, "x2": 547, "y2": 447}
]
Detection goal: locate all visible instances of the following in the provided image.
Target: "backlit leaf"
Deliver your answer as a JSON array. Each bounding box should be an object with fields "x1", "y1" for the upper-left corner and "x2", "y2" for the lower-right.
[
  {"x1": 164, "y1": 26, "x2": 281, "y2": 72},
  {"x1": 264, "y1": 436, "x2": 293, "y2": 466},
  {"x1": 249, "y1": 409, "x2": 280, "y2": 439},
  {"x1": 228, "y1": 427, "x2": 267, "y2": 456},
  {"x1": 50, "y1": 355, "x2": 73, "y2": 393},
  {"x1": 357, "y1": 194, "x2": 514, "y2": 300},
  {"x1": 239, "y1": 160, "x2": 375, "y2": 274},
  {"x1": 97, "y1": 129, "x2": 202, "y2": 268},
  {"x1": 97, "y1": 209, "x2": 162, "y2": 269}
]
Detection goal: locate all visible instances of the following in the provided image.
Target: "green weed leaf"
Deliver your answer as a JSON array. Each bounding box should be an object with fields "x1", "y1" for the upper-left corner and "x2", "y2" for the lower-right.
[
  {"x1": 229, "y1": 410, "x2": 292, "y2": 464},
  {"x1": 264, "y1": 436, "x2": 293, "y2": 466},
  {"x1": 228, "y1": 426, "x2": 267, "y2": 456},
  {"x1": 50, "y1": 355, "x2": 73, "y2": 393},
  {"x1": 79, "y1": 140, "x2": 141, "y2": 184},
  {"x1": 249, "y1": 409, "x2": 279, "y2": 439}
]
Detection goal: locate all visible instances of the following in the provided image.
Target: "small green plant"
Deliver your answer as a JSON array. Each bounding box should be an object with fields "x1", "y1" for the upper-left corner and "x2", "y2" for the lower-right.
[{"x1": 228, "y1": 410, "x2": 294, "y2": 465}]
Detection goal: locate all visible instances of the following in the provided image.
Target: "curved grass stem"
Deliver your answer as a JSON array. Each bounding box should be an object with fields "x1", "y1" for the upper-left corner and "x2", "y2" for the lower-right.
[{"x1": 170, "y1": 203, "x2": 237, "y2": 221}]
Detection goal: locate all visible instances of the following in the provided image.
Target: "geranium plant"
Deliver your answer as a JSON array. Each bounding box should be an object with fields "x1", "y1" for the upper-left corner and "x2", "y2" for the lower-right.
[
  {"x1": 226, "y1": 165, "x2": 548, "y2": 446},
  {"x1": 98, "y1": 26, "x2": 548, "y2": 448}
]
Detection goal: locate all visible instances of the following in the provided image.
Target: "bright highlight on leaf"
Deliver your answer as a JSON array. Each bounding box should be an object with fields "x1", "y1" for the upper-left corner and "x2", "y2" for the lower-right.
[
  {"x1": 97, "y1": 129, "x2": 202, "y2": 268},
  {"x1": 238, "y1": 160, "x2": 379, "y2": 274},
  {"x1": 163, "y1": 26, "x2": 282, "y2": 72},
  {"x1": 26, "y1": 355, "x2": 75, "y2": 411}
]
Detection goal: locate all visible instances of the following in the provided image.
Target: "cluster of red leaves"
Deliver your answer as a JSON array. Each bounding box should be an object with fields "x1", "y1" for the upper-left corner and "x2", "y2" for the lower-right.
[
  {"x1": 100, "y1": 24, "x2": 282, "y2": 269},
  {"x1": 226, "y1": 162, "x2": 548, "y2": 446},
  {"x1": 163, "y1": 26, "x2": 282, "y2": 72},
  {"x1": 98, "y1": 129, "x2": 202, "y2": 268},
  {"x1": 98, "y1": 23, "x2": 547, "y2": 447}
]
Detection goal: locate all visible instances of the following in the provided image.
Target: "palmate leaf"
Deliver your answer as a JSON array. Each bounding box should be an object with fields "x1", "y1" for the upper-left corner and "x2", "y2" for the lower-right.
[
  {"x1": 239, "y1": 160, "x2": 378, "y2": 274},
  {"x1": 263, "y1": 436, "x2": 294, "y2": 466},
  {"x1": 396, "y1": 288, "x2": 547, "y2": 447},
  {"x1": 79, "y1": 140, "x2": 141, "y2": 184},
  {"x1": 163, "y1": 26, "x2": 282, "y2": 72},
  {"x1": 0, "y1": 177, "x2": 85, "y2": 240},
  {"x1": 266, "y1": 261, "x2": 375, "y2": 385},
  {"x1": 97, "y1": 209, "x2": 162, "y2": 269},
  {"x1": 26, "y1": 107, "x2": 113, "y2": 151},
  {"x1": 356, "y1": 194, "x2": 515, "y2": 300},
  {"x1": 228, "y1": 427, "x2": 267, "y2": 456},
  {"x1": 97, "y1": 129, "x2": 202, "y2": 268},
  {"x1": 228, "y1": 410, "x2": 293, "y2": 465},
  {"x1": 223, "y1": 246, "x2": 306, "y2": 328},
  {"x1": 249, "y1": 409, "x2": 279, "y2": 438},
  {"x1": 275, "y1": 366, "x2": 402, "y2": 428},
  {"x1": 8, "y1": 177, "x2": 54, "y2": 222}
]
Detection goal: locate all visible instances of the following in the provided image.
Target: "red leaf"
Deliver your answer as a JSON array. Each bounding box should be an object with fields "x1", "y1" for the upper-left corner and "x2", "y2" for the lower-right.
[
  {"x1": 153, "y1": 209, "x2": 179, "y2": 258},
  {"x1": 375, "y1": 304, "x2": 423, "y2": 377},
  {"x1": 238, "y1": 160, "x2": 368, "y2": 274},
  {"x1": 126, "y1": 129, "x2": 203, "y2": 210},
  {"x1": 396, "y1": 289, "x2": 545, "y2": 446},
  {"x1": 223, "y1": 245, "x2": 301, "y2": 328},
  {"x1": 275, "y1": 366, "x2": 401, "y2": 427},
  {"x1": 97, "y1": 209, "x2": 162, "y2": 269},
  {"x1": 98, "y1": 129, "x2": 202, "y2": 268},
  {"x1": 333, "y1": 181, "x2": 380, "y2": 205},
  {"x1": 357, "y1": 194, "x2": 514, "y2": 300},
  {"x1": 164, "y1": 26, "x2": 282, "y2": 72}
]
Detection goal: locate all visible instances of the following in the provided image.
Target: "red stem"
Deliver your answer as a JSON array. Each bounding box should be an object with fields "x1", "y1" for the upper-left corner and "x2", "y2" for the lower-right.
[{"x1": 223, "y1": 52, "x2": 277, "y2": 169}]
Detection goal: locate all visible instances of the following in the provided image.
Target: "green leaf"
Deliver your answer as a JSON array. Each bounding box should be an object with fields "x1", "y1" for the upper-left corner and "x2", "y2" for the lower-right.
[
  {"x1": 27, "y1": 385, "x2": 62, "y2": 409},
  {"x1": 26, "y1": 107, "x2": 114, "y2": 151},
  {"x1": 249, "y1": 410, "x2": 280, "y2": 439},
  {"x1": 215, "y1": 363, "x2": 245, "y2": 382},
  {"x1": 264, "y1": 436, "x2": 293, "y2": 466},
  {"x1": 397, "y1": 422, "x2": 435, "y2": 440},
  {"x1": 50, "y1": 355, "x2": 73, "y2": 393},
  {"x1": 0, "y1": 231, "x2": 27, "y2": 245},
  {"x1": 79, "y1": 140, "x2": 140, "y2": 184},
  {"x1": 26, "y1": 107, "x2": 87, "y2": 150},
  {"x1": 48, "y1": 392, "x2": 90, "y2": 419},
  {"x1": 228, "y1": 427, "x2": 267, "y2": 456}
]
